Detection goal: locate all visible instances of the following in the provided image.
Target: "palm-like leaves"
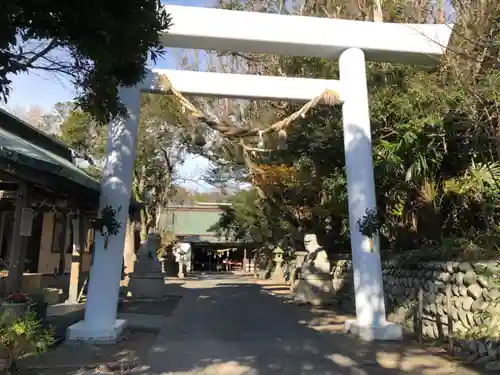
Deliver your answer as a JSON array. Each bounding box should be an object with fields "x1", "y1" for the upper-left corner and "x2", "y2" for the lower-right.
[{"x1": 444, "y1": 161, "x2": 500, "y2": 199}]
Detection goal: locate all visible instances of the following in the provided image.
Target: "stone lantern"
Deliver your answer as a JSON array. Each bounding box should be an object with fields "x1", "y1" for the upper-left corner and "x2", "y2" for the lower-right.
[
  {"x1": 271, "y1": 247, "x2": 285, "y2": 281},
  {"x1": 273, "y1": 247, "x2": 284, "y2": 263},
  {"x1": 127, "y1": 233, "x2": 165, "y2": 299}
]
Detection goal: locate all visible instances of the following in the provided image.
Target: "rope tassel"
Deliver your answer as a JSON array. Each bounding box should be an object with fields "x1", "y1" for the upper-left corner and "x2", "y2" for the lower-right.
[{"x1": 277, "y1": 129, "x2": 287, "y2": 150}]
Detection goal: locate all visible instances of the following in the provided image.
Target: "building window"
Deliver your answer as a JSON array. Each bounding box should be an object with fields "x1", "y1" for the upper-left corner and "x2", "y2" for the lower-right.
[{"x1": 51, "y1": 213, "x2": 66, "y2": 253}]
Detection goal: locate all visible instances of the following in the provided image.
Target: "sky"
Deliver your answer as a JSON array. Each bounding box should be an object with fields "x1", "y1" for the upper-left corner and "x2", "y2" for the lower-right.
[{"x1": 3, "y1": 0, "x2": 216, "y2": 191}]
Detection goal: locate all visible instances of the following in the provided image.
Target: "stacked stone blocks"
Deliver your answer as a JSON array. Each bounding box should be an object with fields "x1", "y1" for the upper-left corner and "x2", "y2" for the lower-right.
[{"x1": 328, "y1": 258, "x2": 500, "y2": 363}]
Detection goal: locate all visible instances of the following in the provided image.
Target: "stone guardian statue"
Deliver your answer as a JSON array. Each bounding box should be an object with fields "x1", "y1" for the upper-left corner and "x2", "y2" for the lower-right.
[{"x1": 294, "y1": 233, "x2": 336, "y2": 306}]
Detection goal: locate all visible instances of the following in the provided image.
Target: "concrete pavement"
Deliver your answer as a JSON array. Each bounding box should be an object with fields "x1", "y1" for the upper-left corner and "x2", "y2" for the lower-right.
[{"x1": 146, "y1": 274, "x2": 481, "y2": 375}]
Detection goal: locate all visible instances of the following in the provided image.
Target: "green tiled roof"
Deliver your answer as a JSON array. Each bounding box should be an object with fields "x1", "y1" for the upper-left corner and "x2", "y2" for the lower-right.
[
  {"x1": 0, "y1": 110, "x2": 144, "y2": 213},
  {"x1": 159, "y1": 205, "x2": 248, "y2": 245},
  {"x1": 161, "y1": 209, "x2": 221, "y2": 236},
  {"x1": 0, "y1": 109, "x2": 73, "y2": 160},
  {"x1": 0, "y1": 126, "x2": 100, "y2": 192}
]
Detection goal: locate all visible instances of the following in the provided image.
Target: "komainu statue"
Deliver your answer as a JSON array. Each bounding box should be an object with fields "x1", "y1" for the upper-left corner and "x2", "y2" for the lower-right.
[{"x1": 293, "y1": 233, "x2": 336, "y2": 306}]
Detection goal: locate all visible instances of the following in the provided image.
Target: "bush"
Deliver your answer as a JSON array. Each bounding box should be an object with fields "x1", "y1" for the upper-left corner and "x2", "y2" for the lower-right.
[
  {"x1": 3, "y1": 293, "x2": 29, "y2": 304},
  {"x1": 0, "y1": 310, "x2": 54, "y2": 373}
]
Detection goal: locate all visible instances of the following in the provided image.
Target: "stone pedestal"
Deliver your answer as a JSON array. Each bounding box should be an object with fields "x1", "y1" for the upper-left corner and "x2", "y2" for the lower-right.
[
  {"x1": 127, "y1": 272, "x2": 165, "y2": 299},
  {"x1": 294, "y1": 272, "x2": 336, "y2": 306},
  {"x1": 178, "y1": 261, "x2": 185, "y2": 279},
  {"x1": 271, "y1": 259, "x2": 284, "y2": 281},
  {"x1": 127, "y1": 234, "x2": 165, "y2": 299},
  {"x1": 163, "y1": 253, "x2": 178, "y2": 277},
  {"x1": 293, "y1": 247, "x2": 336, "y2": 306},
  {"x1": 290, "y1": 250, "x2": 307, "y2": 292}
]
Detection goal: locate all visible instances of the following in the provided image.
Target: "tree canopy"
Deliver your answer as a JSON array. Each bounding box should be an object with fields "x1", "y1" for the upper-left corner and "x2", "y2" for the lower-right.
[
  {"x1": 170, "y1": 0, "x2": 500, "y2": 260},
  {"x1": 2, "y1": 0, "x2": 171, "y2": 121}
]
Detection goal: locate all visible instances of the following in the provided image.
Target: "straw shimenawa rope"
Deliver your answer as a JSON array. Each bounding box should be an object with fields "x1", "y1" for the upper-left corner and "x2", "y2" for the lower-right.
[
  {"x1": 158, "y1": 74, "x2": 341, "y2": 174},
  {"x1": 158, "y1": 74, "x2": 341, "y2": 139}
]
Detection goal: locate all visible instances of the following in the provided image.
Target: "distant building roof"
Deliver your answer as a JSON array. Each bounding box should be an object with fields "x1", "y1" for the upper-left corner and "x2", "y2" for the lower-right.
[
  {"x1": 0, "y1": 109, "x2": 73, "y2": 160},
  {"x1": 0, "y1": 109, "x2": 143, "y2": 214},
  {"x1": 160, "y1": 206, "x2": 222, "y2": 234},
  {"x1": 158, "y1": 204, "x2": 231, "y2": 243},
  {"x1": 0, "y1": 125, "x2": 101, "y2": 191},
  {"x1": 0, "y1": 108, "x2": 100, "y2": 192}
]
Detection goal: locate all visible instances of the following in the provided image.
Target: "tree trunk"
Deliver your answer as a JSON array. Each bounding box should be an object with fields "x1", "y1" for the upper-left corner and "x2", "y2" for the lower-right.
[
  {"x1": 140, "y1": 208, "x2": 148, "y2": 243},
  {"x1": 156, "y1": 204, "x2": 164, "y2": 231},
  {"x1": 373, "y1": 0, "x2": 383, "y2": 22},
  {"x1": 122, "y1": 218, "x2": 136, "y2": 285},
  {"x1": 137, "y1": 165, "x2": 149, "y2": 242}
]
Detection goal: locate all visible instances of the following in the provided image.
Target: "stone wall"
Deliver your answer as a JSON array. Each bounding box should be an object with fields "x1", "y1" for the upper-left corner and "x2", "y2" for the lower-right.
[{"x1": 329, "y1": 259, "x2": 500, "y2": 364}]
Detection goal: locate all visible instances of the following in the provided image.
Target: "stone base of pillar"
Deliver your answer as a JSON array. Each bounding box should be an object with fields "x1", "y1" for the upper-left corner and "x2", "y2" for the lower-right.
[
  {"x1": 127, "y1": 273, "x2": 166, "y2": 299},
  {"x1": 67, "y1": 319, "x2": 127, "y2": 343},
  {"x1": 344, "y1": 320, "x2": 403, "y2": 341}
]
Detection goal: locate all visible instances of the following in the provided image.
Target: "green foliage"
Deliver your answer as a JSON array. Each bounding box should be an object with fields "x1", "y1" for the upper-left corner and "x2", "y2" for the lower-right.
[
  {"x1": 132, "y1": 94, "x2": 190, "y2": 238},
  {"x1": 134, "y1": 94, "x2": 189, "y2": 182},
  {"x1": 0, "y1": 310, "x2": 54, "y2": 371},
  {"x1": 93, "y1": 205, "x2": 122, "y2": 237},
  {"x1": 170, "y1": 187, "x2": 229, "y2": 205},
  {"x1": 83, "y1": 165, "x2": 103, "y2": 180},
  {"x1": 357, "y1": 209, "x2": 381, "y2": 238},
  {"x1": 58, "y1": 103, "x2": 107, "y2": 158},
  {"x1": 206, "y1": 0, "x2": 500, "y2": 258},
  {"x1": 56, "y1": 94, "x2": 191, "y2": 238},
  {"x1": 210, "y1": 188, "x2": 272, "y2": 243},
  {"x1": 1, "y1": 0, "x2": 171, "y2": 122}
]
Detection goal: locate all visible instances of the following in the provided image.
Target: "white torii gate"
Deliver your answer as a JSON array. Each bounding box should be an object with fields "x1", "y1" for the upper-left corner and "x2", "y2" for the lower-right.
[{"x1": 67, "y1": 6, "x2": 453, "y2": 342}]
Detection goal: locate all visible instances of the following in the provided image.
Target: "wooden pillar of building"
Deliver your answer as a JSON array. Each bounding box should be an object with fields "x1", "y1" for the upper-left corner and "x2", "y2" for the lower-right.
[
  {"x1": 57, "y1": 214, "x2": 68, "y2": 275},
  {"x1": 68, "y1": 213, "x2": 85, "y2": 304},
  {"x1": 6, "y1": 182, "x2": 30, "y2": 294}
]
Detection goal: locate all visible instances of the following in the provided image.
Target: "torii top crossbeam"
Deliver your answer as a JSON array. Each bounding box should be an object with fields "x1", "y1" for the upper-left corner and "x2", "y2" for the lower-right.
[{"x1": 161, "y1": 5, "x2": 453, "y2": 65}]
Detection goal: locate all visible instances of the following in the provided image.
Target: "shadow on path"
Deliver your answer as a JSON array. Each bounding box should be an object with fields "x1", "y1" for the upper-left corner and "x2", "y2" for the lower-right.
[{"x1": 146, "y1": 275, "x2": 481, "y2": 375}]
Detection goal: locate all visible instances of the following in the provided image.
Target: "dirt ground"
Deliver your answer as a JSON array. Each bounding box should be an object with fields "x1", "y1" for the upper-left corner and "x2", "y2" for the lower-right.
[
  {"x1": 256, "y1": 280, "x2": 483, "y2": 373},
  {"x1": 9, "y1": 276, "x2": 487, "y2": 374},
  {"x1": 18, "y1": 328, "x2": 159, "y2": 375},
  {"x1": 13, "y1": 285, "x2": 184, "y2": 375}
]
